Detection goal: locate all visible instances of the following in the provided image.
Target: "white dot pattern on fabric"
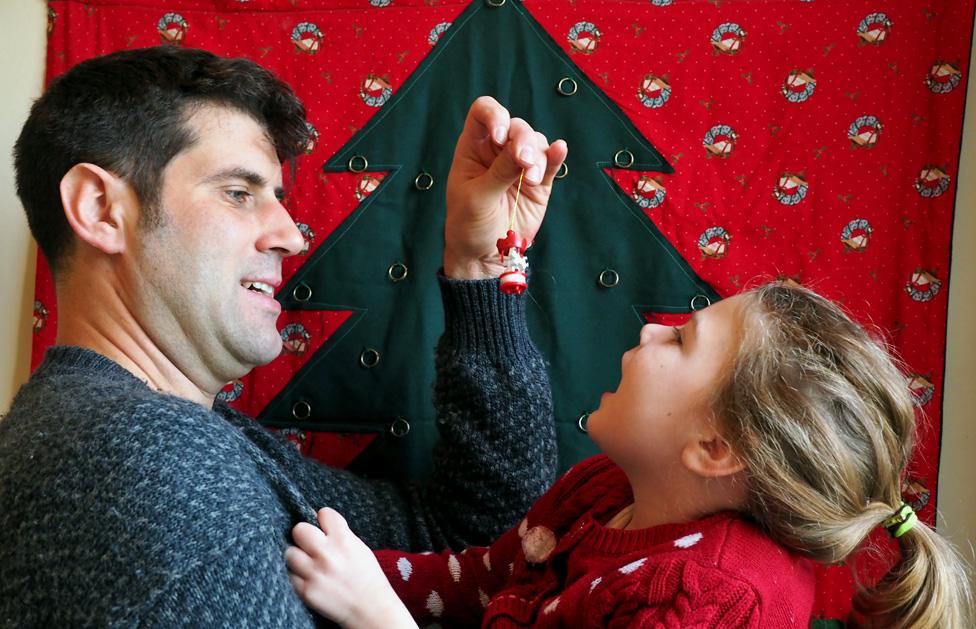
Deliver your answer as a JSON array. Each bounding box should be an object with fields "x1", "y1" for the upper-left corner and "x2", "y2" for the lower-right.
[
  {"x1": 482, "y1": 550, "x2": 491, "y2": 571},
  {"x1": 397, "y1": 556, "x2": 413, "y2": 581},
  {"x1": 589, "y1": 576, "x2": 602, "y2": 592},
  {"x1": 521, "y1": 525, "x2": 557, "y2": 564},
  {"x1": 619, "y1": 557, "x2": 647, "y2": 574},
  {"x1": 479, "y1": 589, "x2": 490, "y2": 608},
  {"x1": 426, "y1": 591, "x2": 444, "y2": 617},
  {"x1": 448, "y1": 554, "x2": 461, "y2": 582},
  {"x1": 674, "y1": 532, "x2": 704, "y2": 548},
  {"x1": 543, "y1": 597, "x2": 560, "y2": 615}
]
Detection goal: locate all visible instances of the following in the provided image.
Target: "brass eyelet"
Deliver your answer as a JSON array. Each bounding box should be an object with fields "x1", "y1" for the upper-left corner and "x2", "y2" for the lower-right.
[
  {"x1": 292, "y1": 283, "x2": 312, "y2": 302},
  {"x1": 556, "y1": 77, "x2": 578, "y2": 96},
  {"x1": 414, "y1": 171, "x2": 434, "y2": 191},
  {"x1": 690, "y1": 294, "x2": 712, "y2": 311},
  {"x1": 359, "y1": 348, "x2": 380, "y2": 368},
  {"x1": 577, "y1": 412, "x2": 590, "y2": 433},
  {"x1": 388, "y1": 262, "x2": 408, "y2": 282},
  {"x1": 390, "y1": 417, "x2": 411, "y2": 437},
  {"x1": 291, "y1": 400, "x2": 311, "y2": 421},
  {"x1": 347, "y1": 155, "x2": 368, "y2": 173},
  {"x1": 598, "y1": 269, "x2": 620, "y2": 288},
  {"x1": 613, "y1": 149, "x2": 635, "y2": 168}
]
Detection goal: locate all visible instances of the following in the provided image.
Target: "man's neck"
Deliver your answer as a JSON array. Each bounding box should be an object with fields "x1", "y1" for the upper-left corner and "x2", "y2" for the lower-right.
[{"x1": 55, "y1": 280, "x2": 215, "y2": 408}]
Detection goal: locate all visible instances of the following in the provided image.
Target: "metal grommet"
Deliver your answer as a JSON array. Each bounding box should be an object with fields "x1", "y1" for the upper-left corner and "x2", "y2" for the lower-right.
[
  {"x1": 486, "y1": 0, "x2": 505, "y2": 6},
  {"x1": 690, "y1": 294, "x2": 712, "y2": 311},
  {"x1": 614, "y1": 149, "x2": 635, "y2": 168},
  {"x1": 292, "y1": 283, "x2": 312, "y2": 302},
  {"x1": 390, "y1": 417, "x2": 411, "y2": 437},
  {"x1": 577, "y1": 412, "x2": 590, "y2": 433},
  {"x1": 414, "y1": 171, "x2": 434, "y2": 191},
  {"x1": 598, "y1": 269, "x2": 620, "y2": 288},
  {"x1": 556, "y1": 77, "x2": 578, "y2": 96},
  {"x1": 359, "y1": 348, "x2": 380, "y2": 368},
  {"x1": 347, "y1": 154, "x2": 368, "y2": 173},
  {"x1": 387, "y1": 262, "x2": 408, "y2": 282},
  {"x1": 555, "y1": 162, "x2": 569, "y2": 179},
  {"x1": 291, "y1": 400, "x2": 311, "y2": 421}
]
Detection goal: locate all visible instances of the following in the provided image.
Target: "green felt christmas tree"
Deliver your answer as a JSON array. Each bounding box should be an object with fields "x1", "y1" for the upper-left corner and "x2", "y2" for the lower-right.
[{"x1": 262, "y1": 0, "x2": 718, "y2": 478}]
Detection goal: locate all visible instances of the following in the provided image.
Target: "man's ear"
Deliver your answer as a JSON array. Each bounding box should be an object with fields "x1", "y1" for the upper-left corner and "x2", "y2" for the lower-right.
[
  {"x1": 59, "y1": 163, "x2": 132, "y2": 255},
  {"x1": 681, "y1": 424, "x2": 746, "y2": 479}
]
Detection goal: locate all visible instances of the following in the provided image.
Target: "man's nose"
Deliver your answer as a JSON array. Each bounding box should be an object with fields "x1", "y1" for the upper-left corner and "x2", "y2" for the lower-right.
[{"x1": 259, "y1": 200, "x2": 305, "y2": 257}]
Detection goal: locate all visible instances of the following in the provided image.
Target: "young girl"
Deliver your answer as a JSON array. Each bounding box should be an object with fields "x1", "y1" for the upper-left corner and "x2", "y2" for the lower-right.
[{"x1": 286, "y1": 283, "x2": 973, "y2": 628}]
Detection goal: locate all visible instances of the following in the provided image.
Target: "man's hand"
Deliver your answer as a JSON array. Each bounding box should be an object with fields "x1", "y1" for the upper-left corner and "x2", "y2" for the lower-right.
[
  {"x1": 286, "y1": 508, "x2": 418, "y2": 628},
  {"x1": 444, "y1": 96, "x2": 568, "y2": 280}
]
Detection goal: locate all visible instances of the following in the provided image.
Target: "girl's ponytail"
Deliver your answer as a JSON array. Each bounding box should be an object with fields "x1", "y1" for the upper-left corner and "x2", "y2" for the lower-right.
[{"x1": 853, "y1": 506, "x2": 973, "y2": 629}]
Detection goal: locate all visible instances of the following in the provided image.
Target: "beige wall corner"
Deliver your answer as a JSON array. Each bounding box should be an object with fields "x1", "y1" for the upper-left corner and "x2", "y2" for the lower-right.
[
  {"x1": 0, "y1": 1, "x2": 45, "y2": 412},
  {"x1": 938, "y1": 31, "x2": 976, "y2": 579}
]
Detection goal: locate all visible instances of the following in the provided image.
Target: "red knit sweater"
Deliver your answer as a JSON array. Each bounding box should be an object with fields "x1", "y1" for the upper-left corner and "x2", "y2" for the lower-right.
[{"x1": 376, "y1": 455, "x2": 815, "y2": 627}]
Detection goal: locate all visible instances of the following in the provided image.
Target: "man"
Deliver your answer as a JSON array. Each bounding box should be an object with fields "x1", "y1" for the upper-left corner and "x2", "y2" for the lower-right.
[{"x1": 0, "y1": 46, "x2": 567, "y2": 625}]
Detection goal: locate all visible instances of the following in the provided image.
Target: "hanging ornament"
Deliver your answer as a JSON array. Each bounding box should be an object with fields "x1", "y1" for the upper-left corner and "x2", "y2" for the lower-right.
[{"x1": 496, "y1": 171, "x2": 532, "y2": 294}]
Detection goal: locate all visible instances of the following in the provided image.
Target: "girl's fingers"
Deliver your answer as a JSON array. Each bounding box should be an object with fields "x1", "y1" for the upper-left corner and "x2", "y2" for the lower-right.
[
  {"x1": 285, "y1": 546, "x2": 316, "y2": 577},
  {"x1": 292, "y1": 521, "x2": 327, "y2": 557}
]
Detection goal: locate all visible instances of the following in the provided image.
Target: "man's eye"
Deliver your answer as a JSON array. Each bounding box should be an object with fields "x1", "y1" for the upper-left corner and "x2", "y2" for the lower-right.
[{"x1": 227, "y1": 189, "x2": 251, "y2": 204}]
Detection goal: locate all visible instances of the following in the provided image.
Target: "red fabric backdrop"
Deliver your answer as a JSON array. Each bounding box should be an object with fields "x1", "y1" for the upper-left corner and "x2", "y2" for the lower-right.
[{"x1": 33, "y1": 0, "x2": 974, "y2": 622}]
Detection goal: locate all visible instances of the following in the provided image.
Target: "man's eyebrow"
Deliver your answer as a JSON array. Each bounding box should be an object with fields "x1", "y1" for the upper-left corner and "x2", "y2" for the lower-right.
[{"x1": 203, "y1": 167, "x2": 285, "y2": 200}]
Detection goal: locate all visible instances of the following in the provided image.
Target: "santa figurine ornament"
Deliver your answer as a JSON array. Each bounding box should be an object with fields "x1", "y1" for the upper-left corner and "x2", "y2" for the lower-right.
[
  {"x1": 496, "y1": 171, "x2": 532, "y2": 295},
  {"x1": 496, "y1": 229, "x2": 531, "y2": 294}
]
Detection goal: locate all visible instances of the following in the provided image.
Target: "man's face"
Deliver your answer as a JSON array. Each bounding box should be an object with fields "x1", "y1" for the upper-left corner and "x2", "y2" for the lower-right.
[{"x1": 125, "y1": 105, "x2": 304, "y2": 394}]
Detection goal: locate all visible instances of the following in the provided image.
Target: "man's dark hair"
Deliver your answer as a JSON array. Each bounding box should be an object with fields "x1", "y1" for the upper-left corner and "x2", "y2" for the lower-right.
[{"x1": 14, "y1": 46, "x2": 308, "y2": 276}]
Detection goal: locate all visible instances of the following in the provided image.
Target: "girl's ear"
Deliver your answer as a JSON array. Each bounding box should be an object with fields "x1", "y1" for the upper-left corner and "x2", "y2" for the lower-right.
[
  {"x1": 59, "y1": 163, "x2": 132, "y2": 256},
  {"x1": 681, "y1": 428, "x2": 746, "y2": 479}
]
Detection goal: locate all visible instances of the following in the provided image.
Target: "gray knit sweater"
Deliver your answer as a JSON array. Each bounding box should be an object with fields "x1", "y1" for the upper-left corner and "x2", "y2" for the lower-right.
[{"x1": 0, "y1": 277, "x2": 556, "y2": 627}]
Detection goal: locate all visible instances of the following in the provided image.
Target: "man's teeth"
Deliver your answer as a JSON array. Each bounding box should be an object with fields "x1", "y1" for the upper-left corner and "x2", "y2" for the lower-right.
[{"x1": 242, "y1": 281, "x2": 274, "y2": 297}]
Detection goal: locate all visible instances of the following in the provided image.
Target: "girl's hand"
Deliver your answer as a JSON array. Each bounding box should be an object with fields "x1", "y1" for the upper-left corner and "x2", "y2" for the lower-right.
[{"x1": 286, "y1": 508, "x2": 418, "y2": 629}]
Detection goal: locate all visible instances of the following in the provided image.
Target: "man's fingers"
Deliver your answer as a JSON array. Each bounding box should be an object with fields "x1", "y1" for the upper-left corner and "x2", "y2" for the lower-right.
[
  {"x1": 540, "y1": 139, "x2": 569, "y2": 187},
  {"x1": 481, "y1": 118, "x2": 544, "y2": 190},
  {"x1": 508, "y1": 119, "x2": 549, "y2": 184},
  {"x1": 461, "y1": 95, "x2": 510, "y2": 148}
]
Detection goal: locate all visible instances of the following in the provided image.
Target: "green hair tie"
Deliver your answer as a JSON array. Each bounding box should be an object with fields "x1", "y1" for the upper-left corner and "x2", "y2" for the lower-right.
[{"x1": 882, "y1": 503, "x2": 918, "y2": 539}]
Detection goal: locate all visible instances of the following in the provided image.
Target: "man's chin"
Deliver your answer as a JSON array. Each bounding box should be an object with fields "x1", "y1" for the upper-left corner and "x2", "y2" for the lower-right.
[
  {"x1": 255, "y1": 338, "x2": 285, "y2": 367},
  {"x1": 233, "y1": 336, "x2": 284, "y2": 373}
]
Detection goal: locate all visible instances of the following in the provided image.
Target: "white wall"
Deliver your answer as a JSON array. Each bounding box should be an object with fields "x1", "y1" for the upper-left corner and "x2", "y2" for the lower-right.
[
  {"x1": 1, "y1": 0, "x2": 973, "y2": 571},
  {"x1": 937, "y1": 31, "x2": 976, "y2": 568},
  {"x1": 0, "y1": 0, "x2": 44, "y2": 411}
]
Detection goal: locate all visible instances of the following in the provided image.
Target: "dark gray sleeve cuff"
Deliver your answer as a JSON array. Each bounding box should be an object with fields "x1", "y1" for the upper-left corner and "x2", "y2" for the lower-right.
[{"x1": 438, "y1": 272, "x2": 535, "y2": 363}]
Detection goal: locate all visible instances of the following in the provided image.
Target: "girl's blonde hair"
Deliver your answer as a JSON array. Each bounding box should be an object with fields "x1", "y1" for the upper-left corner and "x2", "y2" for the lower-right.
[{"x1": 716, "y1": 282, "x2": 973, "y2": 628}]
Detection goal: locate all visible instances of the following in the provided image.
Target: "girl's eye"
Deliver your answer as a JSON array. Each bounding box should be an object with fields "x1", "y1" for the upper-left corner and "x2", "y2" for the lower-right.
[{"x1": 672, "y1": 327, "x2": 683, "y2": 344}]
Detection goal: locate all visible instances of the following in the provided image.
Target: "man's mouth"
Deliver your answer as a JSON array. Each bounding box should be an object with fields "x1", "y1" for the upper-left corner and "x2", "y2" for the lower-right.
[{"x1": 241, "y1": 280, "x2": 275, "y2": 297}]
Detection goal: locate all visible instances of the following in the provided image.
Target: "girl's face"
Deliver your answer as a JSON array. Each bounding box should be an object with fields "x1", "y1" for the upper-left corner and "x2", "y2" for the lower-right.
[{"x1": 587, "y1": 295, "x2": 745, "y2": 476}]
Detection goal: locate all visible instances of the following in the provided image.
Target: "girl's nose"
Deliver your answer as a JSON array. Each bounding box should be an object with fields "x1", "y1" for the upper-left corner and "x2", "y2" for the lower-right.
[{"x1": 639, "y1": 323, "x2": 669, "y2": 345}]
